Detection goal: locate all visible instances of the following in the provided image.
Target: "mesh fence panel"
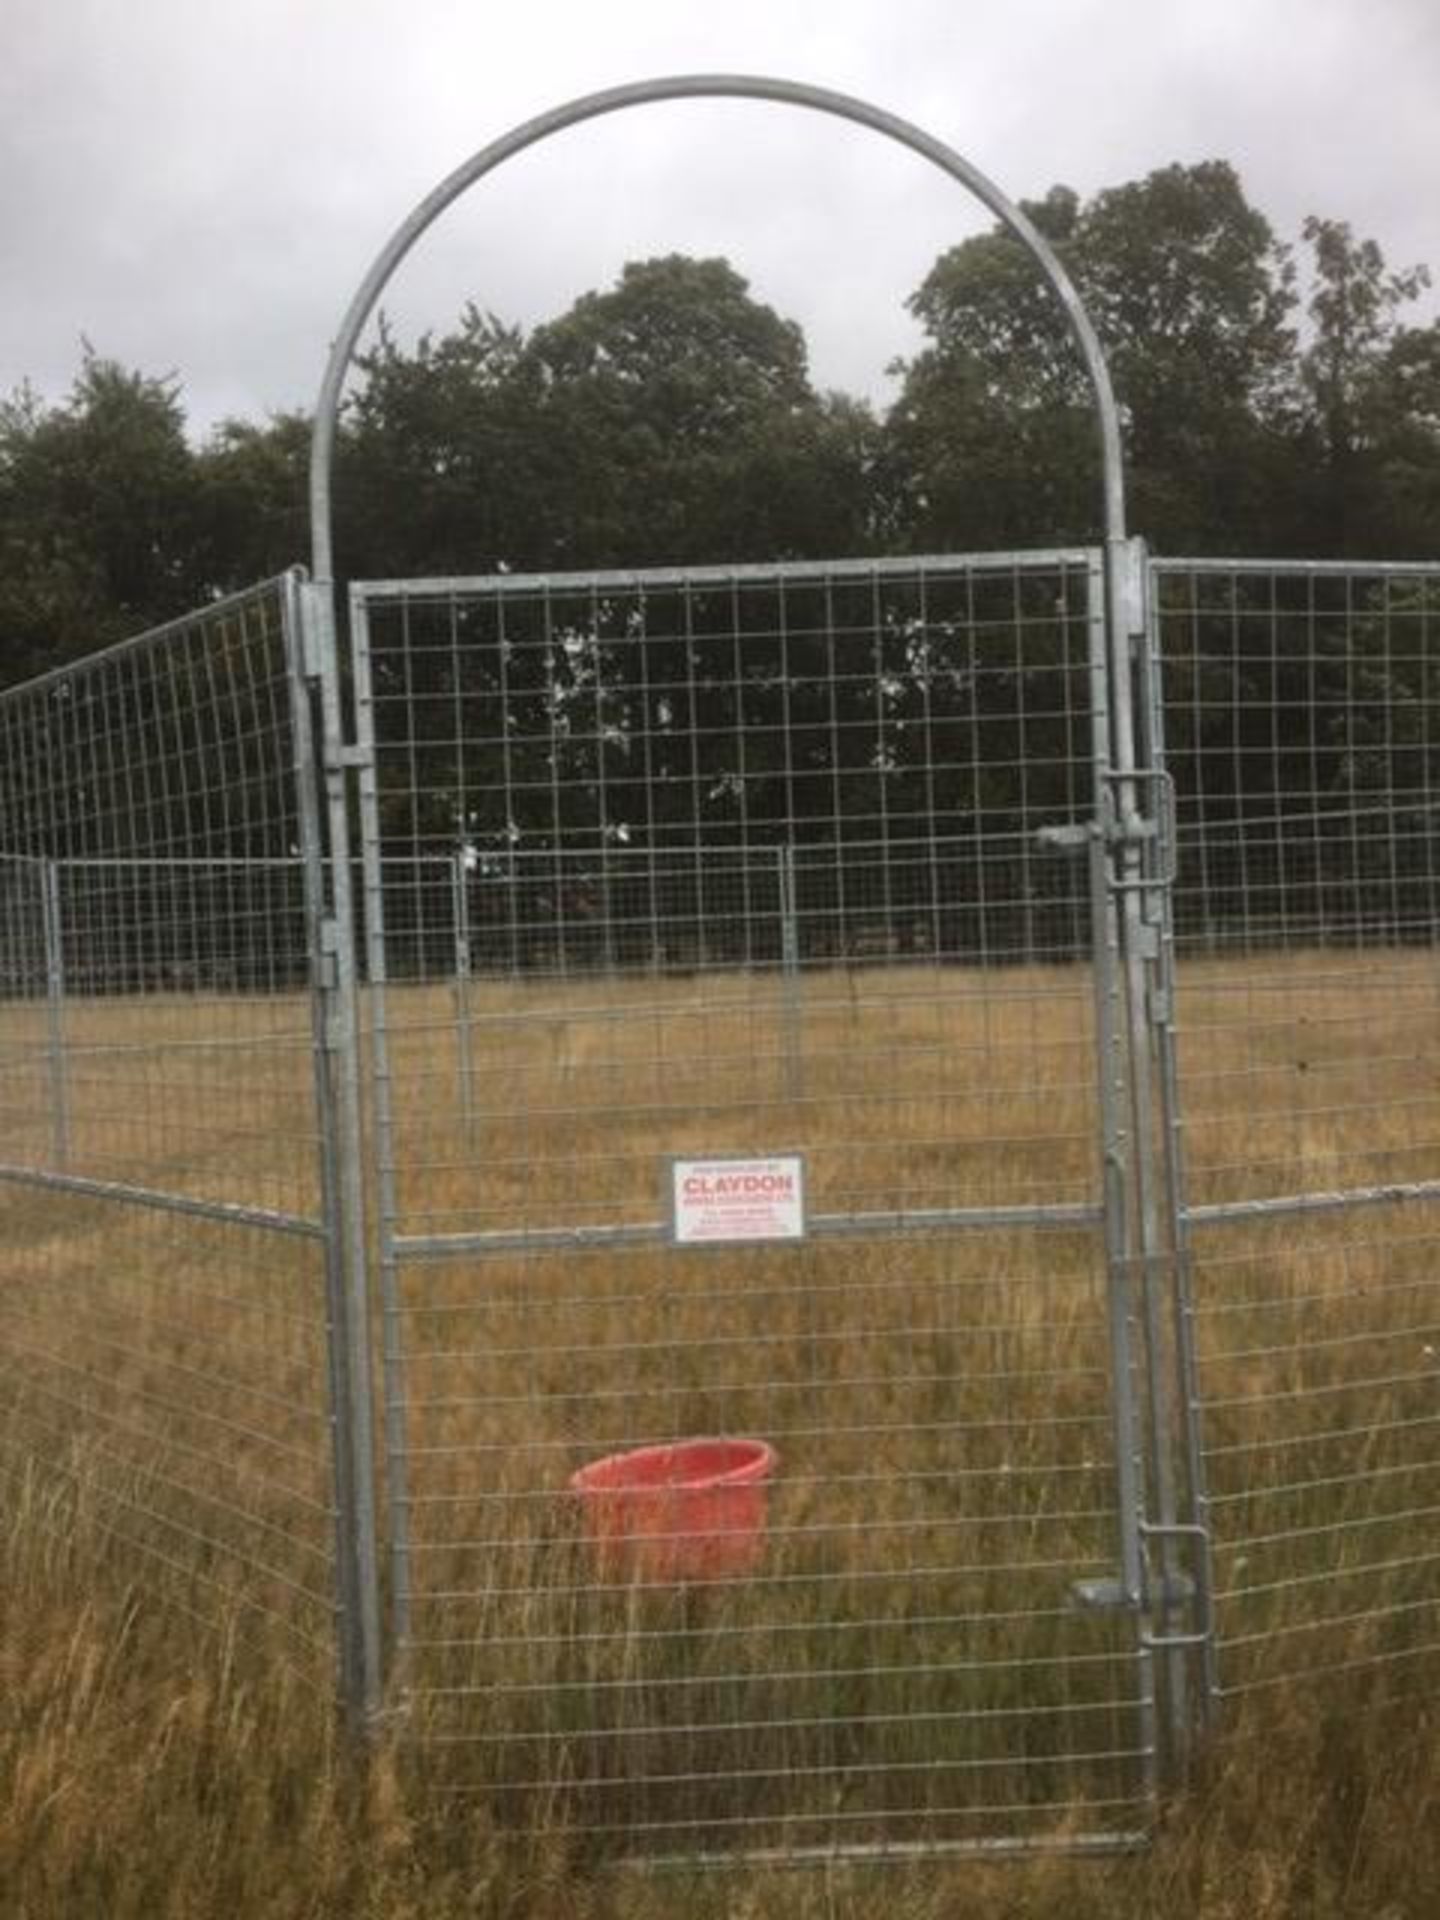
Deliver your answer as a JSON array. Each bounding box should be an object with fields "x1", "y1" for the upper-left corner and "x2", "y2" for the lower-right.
[
  {"x1": 10, "y1": 544, "x2": 1435, "y2": 1849},
  {"x1": 0, "y1": 578, "x2": 342, "y2": 1690},
  {"x1": 351, "y1": 553, "x2": 1157, "y2": 1857},
  {"x1": 1154, "y1": 559, "x2": 1440, "y2": 1707}
]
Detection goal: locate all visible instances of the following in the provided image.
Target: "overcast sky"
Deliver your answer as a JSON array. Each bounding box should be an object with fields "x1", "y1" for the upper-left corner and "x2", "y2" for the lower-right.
[{"x1": 3, "y1": 0, "x2": 1436, "y2": 438}]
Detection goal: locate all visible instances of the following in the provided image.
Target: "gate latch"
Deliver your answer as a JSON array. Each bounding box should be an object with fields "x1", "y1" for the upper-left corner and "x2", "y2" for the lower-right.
[
  {"x1": 1034, "y1": 822, "x2": 1095, "y2": 855},
  {"x1": 1071, "y1": 1570, "x2": 1196, "y2": 1613}
]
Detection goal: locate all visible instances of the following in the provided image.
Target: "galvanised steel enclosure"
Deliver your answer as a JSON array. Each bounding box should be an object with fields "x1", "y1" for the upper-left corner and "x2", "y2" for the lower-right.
[{"x1": 2, "y1": 75, "x2": 1438, "y2": 1869}]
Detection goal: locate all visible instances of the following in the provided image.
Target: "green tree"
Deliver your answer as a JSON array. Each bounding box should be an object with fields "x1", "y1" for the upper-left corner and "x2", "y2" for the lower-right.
[
  {"x1": 341, "y1": 259, "x2": 888, "y2": 857},
  {"x1": 341, "y1": 305, "x2": 540, "y2": 577},
  {"x1": 0, "y1": 352, "x2": 201, "y2": 685},
  {"x1": 888, "y1": 164, "x2": 1300, "y2": 553},
  {"x1": 884, "y1": 186, "x2": 1096, "y2": 550},
  {"x1": 1296, "y1": 217, "x2": 1435, "y2": 554},
  {"x1": 1367, "y1": 320, "x2": 1440, "y2": 553},
  {"x1": 520, "y1": 255, "x2": 878, "y2": 566},
  {"x1": 191, "y1": 409, "x2": 313, "y2": 590},
  {"x1": 1081, "y1": 163, "x2": 1298, "y2": 547},
  {"x1": 510, "y1": 259, "x2": 889, "y2": 854}
]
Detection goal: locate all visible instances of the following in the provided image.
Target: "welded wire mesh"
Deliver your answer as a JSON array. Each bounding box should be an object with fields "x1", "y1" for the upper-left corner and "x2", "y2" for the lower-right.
[
  {"x1": 1153, "y1": 559, "x2": 1440, "y2": 1707},
  {"x1": 352, "y1": 552, "x2": 1156, "y2": 1855},
  {"x1": 11, "y1": 541, "x2": 1435, "y2": 1844},
  {"x1": 0, "y1": 578, "x2": 341, "y2": 1687},
  {"x1": 454, "y1": 834, "x2": 1091, "y2": 978}
]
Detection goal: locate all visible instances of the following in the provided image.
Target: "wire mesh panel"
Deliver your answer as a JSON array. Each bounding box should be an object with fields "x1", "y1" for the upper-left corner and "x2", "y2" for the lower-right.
[
  {"x1": 353, "y1": 552, "x2": 1157, "y2": 1858},
  {"x1": 1152, "y1": 559, "x2": 1440, "y2": 1710},
  {"x1": 0, "y1": 854, "x2": 65, "y2": 1166},
  {"x1": 0, "y1": 578, "x2": 345, "y2": 1695}
]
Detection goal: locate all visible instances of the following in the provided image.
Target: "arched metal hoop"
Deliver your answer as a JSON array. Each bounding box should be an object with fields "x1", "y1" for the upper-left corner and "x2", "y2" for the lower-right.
[{"x1": 307, "y1": 73, "x2": 1127, "y2": 584}]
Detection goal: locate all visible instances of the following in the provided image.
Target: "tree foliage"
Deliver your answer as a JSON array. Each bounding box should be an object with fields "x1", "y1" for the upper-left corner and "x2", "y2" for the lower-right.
[
  {"x1": 0, "y1": 353, "x2": 199, "y2": 681},
  {"x1": 890, "y1": 162, "x2": 1305, "y2": 551},
  {"x1": 1295, "y1": 217, "x2": 1437, "y2": 553},
  {"x1": 516, "y1": 255, "x2": 879, "y2": 567},
  {"x1": 0, "y1": 159, "x2": 1437, "y2": 696}
]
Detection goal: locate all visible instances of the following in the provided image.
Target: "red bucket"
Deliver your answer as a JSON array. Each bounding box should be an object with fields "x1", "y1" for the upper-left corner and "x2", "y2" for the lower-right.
[{"x1": 569, "y1": 1437, "x2": 778, "y2": 1583}]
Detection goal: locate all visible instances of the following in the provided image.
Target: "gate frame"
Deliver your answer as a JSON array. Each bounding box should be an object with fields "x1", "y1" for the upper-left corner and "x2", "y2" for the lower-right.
[
  {"x1": 0, "y1": 574, "x2": 387, "y2": 1736},
  {"x1": 299, "y1": 72, "x2": 1212, "y2": 1812},
  {"x1": 284, "y1": 571, "x2": 387, "y2": 1730}
]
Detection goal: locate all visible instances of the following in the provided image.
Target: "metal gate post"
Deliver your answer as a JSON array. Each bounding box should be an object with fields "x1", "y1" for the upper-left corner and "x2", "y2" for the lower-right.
[
  {"x1": 1135, "y1": 558, "x2": 1219, "y2": 1726},
  {"x1": 41, "y1": 858, "x2": 70, "y2": 1169},
  {"x1": 1104, "y1": 540, "x2": 1213, "y2": 1771},
  {"x1": 1081, "y1": 549, "x2": 1160, "y2": 1802},
  {"x1": 289, "y1": 573, "x2": 385, "y2": 1733},
  {"x1": 348, "y1": 587, "x2": 414, "y2": 1666}
]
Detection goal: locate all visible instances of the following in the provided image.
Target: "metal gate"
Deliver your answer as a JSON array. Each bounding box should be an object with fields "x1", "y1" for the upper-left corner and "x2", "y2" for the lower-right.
[
  {"x1": 341, "y1": 546, "x2": 1198, "y2": 1858},
  {"x1": 11, "y1": 544, "x2": 1438, "y2": 1861}
]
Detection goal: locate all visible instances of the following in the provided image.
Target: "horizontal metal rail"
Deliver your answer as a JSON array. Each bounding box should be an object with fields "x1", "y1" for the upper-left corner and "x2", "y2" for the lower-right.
[
  {"x1": 352, "y1": 547, "x2": 1097, "y2": 602},
  {"x1": 393, "y1": 1200, "x2": 1103, "y2": 1263},
  {"x1": 1154, "y1": 555, "x2": 1440, "y2": 580},
  {"x1": 0, "y1": 573, "x2": 302, "y2": 706},
  {"x1": 0, "y1": 1159, "x2": 325, "y2": 1240},
  {"x1": 1186, "y1": 1180, "x2": 1440, "y2": 1228},
  {"x1": 634, "y1": 1828, "x2": 1153, "y2": 1871}
]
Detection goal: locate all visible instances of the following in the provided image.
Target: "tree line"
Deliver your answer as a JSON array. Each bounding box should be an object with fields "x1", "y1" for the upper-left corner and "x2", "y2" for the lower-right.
[{"x1": 1, "y1": 156, "x2": 1437, "y2": 694}]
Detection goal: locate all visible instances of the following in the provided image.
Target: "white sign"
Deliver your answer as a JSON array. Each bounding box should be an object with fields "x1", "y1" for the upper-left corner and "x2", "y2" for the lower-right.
[{"x1": 669, "y1": 1154, "x2": 807, "y2": 1246}]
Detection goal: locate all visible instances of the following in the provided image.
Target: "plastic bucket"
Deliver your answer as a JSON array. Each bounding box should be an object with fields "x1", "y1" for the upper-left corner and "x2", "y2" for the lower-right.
[{"x1": 568, "y1": 1437, "x2": 778, "y2": 1582}]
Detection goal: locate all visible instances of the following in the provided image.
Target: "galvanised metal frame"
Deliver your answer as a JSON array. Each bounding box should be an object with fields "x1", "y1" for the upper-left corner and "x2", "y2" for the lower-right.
[
  {"x1": 1146, "y1": 556, "x2": 1440, "y2": 1719},
  {"x1": 2, "y1": 72, "x2": 1431, "y2": 1861},
  {"x1": 0, "y1": 574, "x2": 381, "y2": 1728},
  {"x1": 7, "y1": 541, "x2": 1432, "y2": 1854},
  {"x1": 10, "y1": 542, "x2": 1435, "y2": 1843},
  {"x1": 341, "y1": 541, "x2": 1192, "y2": 1855},
  {"x1": 298, "y1": 74, "x2": 1206, "y2": 1854}
]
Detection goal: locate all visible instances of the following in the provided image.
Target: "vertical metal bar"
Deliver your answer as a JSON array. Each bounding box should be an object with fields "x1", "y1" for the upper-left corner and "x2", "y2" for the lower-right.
[
  {"x1": 778, "y1": 842, "x2": 803, "y2": 1100},
  {"x1": 1086, "y1": 550, "x2": 1159, "y2": 1805},
  {"x1": 41, "y1": 859, "x2": 70, "y2": 1169},
  {"x1": 283, "y1": 573, "x2": 371, "y2": 1731},
  {"x1": 1138, "y1": 560, "x2": 1219, "y2": 1723},
  {"x1": 1108, "y1": 540, "x2": 1192, "y2": 1772},
  {"x1": 451, "y1": 848, "x2": 477, "y2": 1141},
  {"x1": 350, "y1": 587, "x2": 414, "y2": 1663},
  {"x1": 293, "y1": 575, "x2": 384, "y2": 1730}
]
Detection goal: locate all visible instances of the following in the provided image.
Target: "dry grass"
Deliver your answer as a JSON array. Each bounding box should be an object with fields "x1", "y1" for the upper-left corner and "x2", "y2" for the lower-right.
[
  {"x1": 3, "y1": 1493, "x2": 1437, "y2": 1920},
  {"x1": 2, "y1": 947, "x2": 1439, "y2": 1914}
]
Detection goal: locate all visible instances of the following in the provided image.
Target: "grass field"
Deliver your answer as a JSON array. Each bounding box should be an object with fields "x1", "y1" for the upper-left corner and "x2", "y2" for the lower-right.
[{"x1": 2, "y1": 947, "x2": 1439, "y2": 1915}]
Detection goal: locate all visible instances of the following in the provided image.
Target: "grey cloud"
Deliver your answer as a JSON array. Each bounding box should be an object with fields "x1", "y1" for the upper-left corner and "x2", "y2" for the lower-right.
[{"x1": 1, "y1": 0, "x2": 1434, "y2": 436}]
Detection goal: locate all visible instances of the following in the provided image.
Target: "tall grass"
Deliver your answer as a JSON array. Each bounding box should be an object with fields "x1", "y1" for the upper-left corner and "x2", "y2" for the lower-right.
[
  {"x1": 2, "y1": 948, "x2": 1439, "y2": 1913},
  {"x1": 4, "y1": 1478, "x2": 1438, "y2": 1919}
]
